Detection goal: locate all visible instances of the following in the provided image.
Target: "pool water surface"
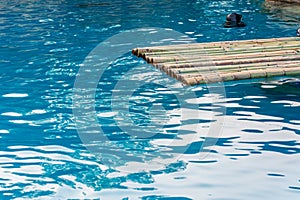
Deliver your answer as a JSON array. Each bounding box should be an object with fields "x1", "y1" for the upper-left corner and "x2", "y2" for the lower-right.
[{"x1": 0, "y1": 0, "x2": 300, "y2": 199}]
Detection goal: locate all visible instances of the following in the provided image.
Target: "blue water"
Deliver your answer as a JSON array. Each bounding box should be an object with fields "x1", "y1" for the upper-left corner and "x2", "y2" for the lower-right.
[{"x1": 1, "y1": 0, "x2": 300, "y2": 199}]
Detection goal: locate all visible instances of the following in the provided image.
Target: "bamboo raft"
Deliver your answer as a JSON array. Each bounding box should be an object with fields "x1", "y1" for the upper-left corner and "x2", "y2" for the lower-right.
[{"x1": 132, "y1": 37, "x2": 300, "y2": 85}]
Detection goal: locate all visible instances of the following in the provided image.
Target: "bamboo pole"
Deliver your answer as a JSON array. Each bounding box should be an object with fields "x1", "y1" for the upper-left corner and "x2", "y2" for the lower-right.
[
  {"x1": 138, "y1": 43, "x2": 300, "y2": 60},
  {"x1": 175, "y1": 62, "x2": 300, "y2": 80},
  {"x1": 146, "y1": 49, "x2": 299, "y2": 64},
  {"x1": 162, "y1": 58, "x2": 300, "y2": 71},
  {"x1": 159, "y1": 54, "x2": 300, "y2": 70},
  {"x1": 180, "y1": 66, "x2": 300, "y2": 85},
  {"x1": 145, "y1": 45, "x2": 300, "y2": 63},
  {"x1": 170, "y1": 61, "x2": 300, "y2": 75},
  {"x1": 140, "y1": 40, "x2": 300, "y2": 58},
  {"x1": 132, "y1": 37, "x2": 300, "y2": 56}
]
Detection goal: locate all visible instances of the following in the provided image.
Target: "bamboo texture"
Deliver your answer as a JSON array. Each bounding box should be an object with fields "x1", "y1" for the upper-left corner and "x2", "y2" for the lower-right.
[{"x1": 132, "y1": 37, "x2": 300, "y2": 85}]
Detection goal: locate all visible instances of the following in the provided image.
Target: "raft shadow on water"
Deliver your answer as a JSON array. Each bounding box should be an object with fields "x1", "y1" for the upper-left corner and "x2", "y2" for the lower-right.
[{"x1": 259, "y1": 77, "x2": 300, "y2": 96}]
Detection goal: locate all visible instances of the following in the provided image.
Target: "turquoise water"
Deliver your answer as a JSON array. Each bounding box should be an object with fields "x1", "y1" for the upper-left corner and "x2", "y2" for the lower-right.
[{"x1": 1, "y1": 0, "x2": 300, "y2": 199}]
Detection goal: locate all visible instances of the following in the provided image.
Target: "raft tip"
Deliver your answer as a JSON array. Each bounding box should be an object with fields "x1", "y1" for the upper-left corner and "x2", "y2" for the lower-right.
[{"x1": 132, "y1": 48, "x2": 138, "y2": 56}]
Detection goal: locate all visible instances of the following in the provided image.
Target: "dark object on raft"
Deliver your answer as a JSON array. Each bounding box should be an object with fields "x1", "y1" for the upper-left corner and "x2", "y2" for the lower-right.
[
  {"x1": 223, "y1": 13, "x2": 246, "y2": 28},
  {"x1": 297, "y1": 28, "x2": 300, "y2": 37}
]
